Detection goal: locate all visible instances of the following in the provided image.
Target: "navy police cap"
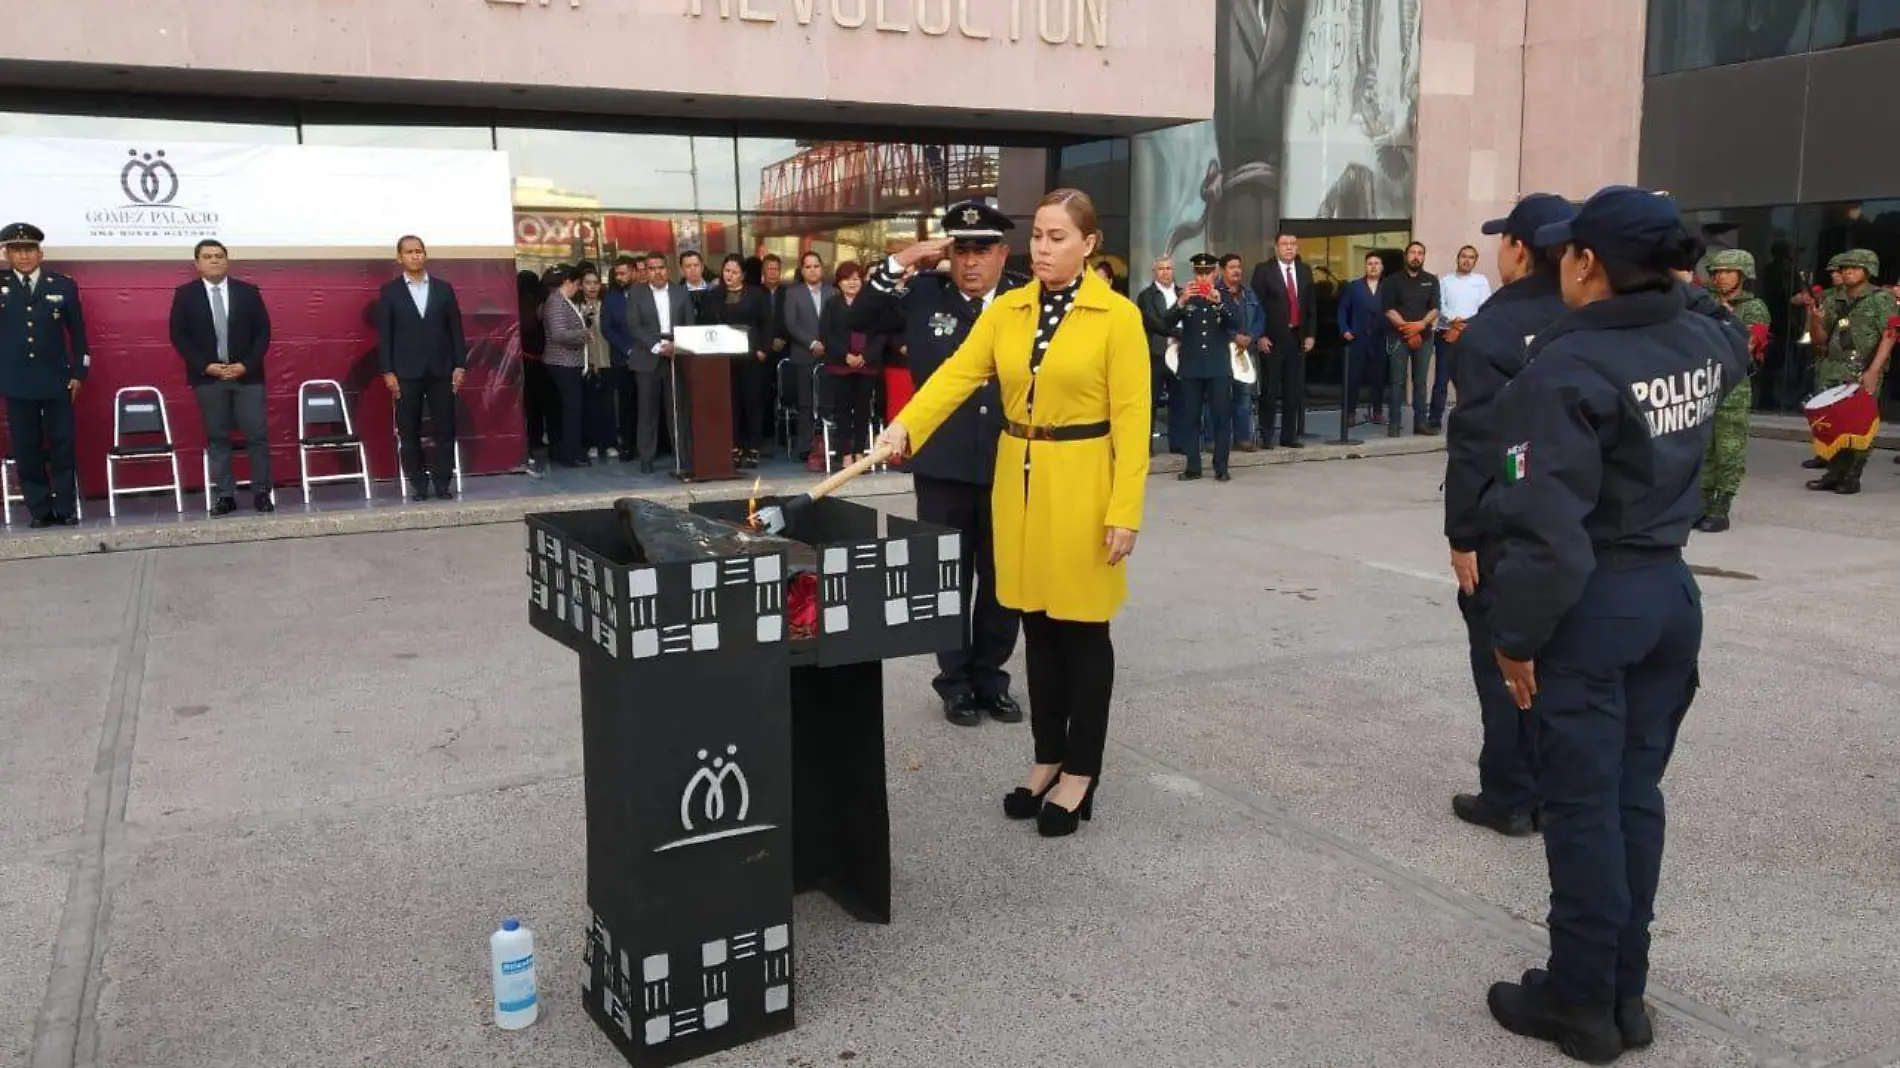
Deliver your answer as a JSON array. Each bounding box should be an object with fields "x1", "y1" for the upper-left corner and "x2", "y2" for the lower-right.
[
  {"x1": 1480, "y1": 194, "x2": 1575, "y2": 247},
  {"x1": 1533, "y1": 186, "x2": 1684, "y2": 266},
  {"x1": 0, "y1": 222, "x2": 45, "y2": 246},
  {"x1": 1188, "y1": 252, "x2": 1219, "y2": 269},
  {"x1": 943, "y1": 200, "x2": 1013, "y2": 244}
]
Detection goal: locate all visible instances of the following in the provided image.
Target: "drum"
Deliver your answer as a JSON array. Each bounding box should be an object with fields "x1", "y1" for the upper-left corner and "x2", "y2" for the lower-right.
[{"x1": 1803, "y1": 383, "x2": 1881, "y2": 461}]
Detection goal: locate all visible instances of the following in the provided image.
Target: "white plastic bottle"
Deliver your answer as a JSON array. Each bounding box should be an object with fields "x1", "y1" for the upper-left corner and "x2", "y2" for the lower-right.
[{"x1": 490, "y1": 918, "x2": 539, "y2": 1029}]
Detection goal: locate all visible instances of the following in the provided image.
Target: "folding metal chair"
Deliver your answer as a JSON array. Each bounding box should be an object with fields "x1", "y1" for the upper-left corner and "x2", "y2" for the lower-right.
[
  {"x1": 392, "y1": 395, "x2": 464, "y2": 498},
  {"x1": 296, "y1": 379, "x2": 371, "y2": 501},
  {"x1": 774, "y1": 356, "x2": 800, "y2": 451},
  {"x1": 105, "y1": 386, "x2": 184, "y2": 518}
]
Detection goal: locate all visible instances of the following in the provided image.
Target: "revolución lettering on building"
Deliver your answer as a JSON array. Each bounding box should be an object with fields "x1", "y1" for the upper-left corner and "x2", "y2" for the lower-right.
[{"x1": 685, "y1": 0, "x2": 1110, "y2": 46}]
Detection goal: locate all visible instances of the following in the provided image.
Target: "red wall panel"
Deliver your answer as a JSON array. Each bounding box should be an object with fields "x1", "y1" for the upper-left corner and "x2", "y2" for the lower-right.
[{"x1": 33, "y1": 258, "x2": 524, "y2": 498}]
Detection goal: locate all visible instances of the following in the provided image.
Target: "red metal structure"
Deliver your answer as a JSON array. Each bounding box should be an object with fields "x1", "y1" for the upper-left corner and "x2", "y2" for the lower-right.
[{"x1": 751, "y1": 142, "x2": 1000, "y2": 237}]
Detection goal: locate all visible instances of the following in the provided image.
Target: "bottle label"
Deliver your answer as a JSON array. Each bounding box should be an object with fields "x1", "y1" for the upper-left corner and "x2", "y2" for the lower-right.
[{"x1": 497, "y1": 953, "x2": 537, "y2": 1014}]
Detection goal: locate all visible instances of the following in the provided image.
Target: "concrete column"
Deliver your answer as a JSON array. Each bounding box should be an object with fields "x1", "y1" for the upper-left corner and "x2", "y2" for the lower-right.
[{"x1": 1414, "y1": 0, "x2": 1646, "y2": 281}]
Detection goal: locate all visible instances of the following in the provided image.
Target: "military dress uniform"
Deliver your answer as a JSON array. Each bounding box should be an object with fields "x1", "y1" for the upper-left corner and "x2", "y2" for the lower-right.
[
  {"x1": 866, "y1": 201, "x2": 1027, "y2": 724},
  {"x1": 1164, "y1": 254, "x2": 1237, "y2": 481},
  {"x1": 1441, "y1": 193, "x2": 1575, "y2": 838},
  {"x1": 0, "y1": 223, "x2": 90, "y2": 526},
  {"x1": 1698, "y1": 249, "x2": 1771, "y2": 530},
  {"x1": 1482, "y1": 188, "x2": 1751, "y2": 1063},
  {"x1": 1807, "y1": 249, "x2": 1896, "y2": 494}
]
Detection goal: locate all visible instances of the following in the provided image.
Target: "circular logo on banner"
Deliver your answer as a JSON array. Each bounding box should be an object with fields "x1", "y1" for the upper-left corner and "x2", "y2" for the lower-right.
[{"x1": 121, "y1": 149, "x2": 181, "y2": 206}]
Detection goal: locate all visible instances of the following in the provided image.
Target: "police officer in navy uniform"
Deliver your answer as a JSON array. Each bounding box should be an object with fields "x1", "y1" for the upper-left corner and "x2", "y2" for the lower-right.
[
  {"x1": 0, "y1": 223, "x2": 90, "y2": 528},
  {"x1": 866, "y1": 201, "x2": 1028, "y2": 726},
  {"x1": 1442, "y1": 193, "x2": 1575, "y2": 838},
  {"x1": 1165, "y1": 253, "x2": 1238, "y2": 481},
  {"x1": 1482, "y1": 187, "x2": 1748, "y2": 1063}
]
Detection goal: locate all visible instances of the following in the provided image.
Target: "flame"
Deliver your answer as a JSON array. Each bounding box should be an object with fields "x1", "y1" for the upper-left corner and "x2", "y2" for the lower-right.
[{"x1": 746, "y1": 477, "x2": 763, "y2": 529}]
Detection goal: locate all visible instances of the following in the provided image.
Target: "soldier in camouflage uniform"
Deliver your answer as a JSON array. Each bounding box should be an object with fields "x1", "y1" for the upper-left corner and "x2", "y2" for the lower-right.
[
  {"x1": 1698, "y1": 249, "x2": 1770, "y2": 531},
  {"x1": 1798, "y1": 248, "x2": 1897, "y2": 494}
]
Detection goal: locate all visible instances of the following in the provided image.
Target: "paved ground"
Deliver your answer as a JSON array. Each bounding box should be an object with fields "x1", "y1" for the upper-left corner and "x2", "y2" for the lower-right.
[{"x1": 3, "y1": 436, "x2": 1897, "y2": 1068}]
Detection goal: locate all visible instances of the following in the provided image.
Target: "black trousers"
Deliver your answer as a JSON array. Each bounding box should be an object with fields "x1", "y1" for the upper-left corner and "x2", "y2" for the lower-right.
[
  {"x1": 1022, "y1": 612, "x2": 1114, "y2": 778},
  {"x1": 827, "y1": 372, "x2": 876, "y2": 457},
  {"x1": 6, "y1": 395, "x2": 77, "y2": 520},
  {"x1": 1265, "y1": 335, "x2": 1305, "y2": 445},
  {"x1": 614, "y1": 365, "x2": 640, "y2": 456},
  {"x1": 397, "y1": 374, "x2": 457, "y2": 493},
  {"x1": 914, "y1": 475, "x2": 1019, "y2": 701},
  {"x1": 523, "y1": 359, "x2": 550, "y2": 452},
  {"x1": 1177, "y1": 376, "x2": 1231, "y2": 476},
  {"x1": 194, "y1": 380, "x2": 272, "y2": 498},
  {"x1": 1458, "y1": 552, "x2": 1537, "y2": 815},
  {"x1": 732, "y1": 356, "x2": 772, "y2": 452},
  {"x1": 546, "y1": 364, "x2": 585, "y2": 465},
  {"x1": 583, "y1": 368, "x2": 619, "y2": 453}
]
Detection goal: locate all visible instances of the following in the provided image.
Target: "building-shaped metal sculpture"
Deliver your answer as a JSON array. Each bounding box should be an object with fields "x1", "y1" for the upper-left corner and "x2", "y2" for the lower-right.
[{"x1": 526, "y1": 497, "x2": 959, "y2": 1066}]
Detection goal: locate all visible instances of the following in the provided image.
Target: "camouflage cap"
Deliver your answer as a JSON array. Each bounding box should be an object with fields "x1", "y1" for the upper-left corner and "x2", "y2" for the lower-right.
[
  {"x1": 1827, "y1": 248, "x2": 1880, "y2": 273},
  {"x1": 1704, "y1": 248, "x2": 1756, "y2": 279}
]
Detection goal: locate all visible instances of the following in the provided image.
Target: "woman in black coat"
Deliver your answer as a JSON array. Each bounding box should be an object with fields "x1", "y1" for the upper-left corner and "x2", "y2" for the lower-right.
[
  {"x1": 697, "y1": 253, "x2": 775, "y2": 468},
  {"x1": 818, "y1": 261, "x2": 887, "y2": 467}
]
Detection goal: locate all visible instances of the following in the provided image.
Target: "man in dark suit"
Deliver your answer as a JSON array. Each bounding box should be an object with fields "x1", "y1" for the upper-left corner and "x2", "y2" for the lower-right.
[
  {"x1": 627, "y1": 251, "x2": 698, "y2": 474},
  {"x1": 170, "y1": 239, "x2": 274, "y2": 514},
  {"x1": 0, "y1": 222, "x2": 89, "y2": 527},
  {"x1": 1135, "y1": 255, "x2": 1186, "y2": 453},
  {"x1": 1251, "y1": 231, "x2": 1318, "y2": 448},
  {"x1": 781, "y1": 252, "x2": 837, "y2": 459},
  {"x1": 375, "y1": 235, "x2": 467, "y2": 501}
]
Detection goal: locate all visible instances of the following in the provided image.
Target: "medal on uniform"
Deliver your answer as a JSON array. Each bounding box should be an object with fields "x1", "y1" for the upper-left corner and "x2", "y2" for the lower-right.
[{"x1": 929, "y1": 311, "x2": 958, "y2": 338}]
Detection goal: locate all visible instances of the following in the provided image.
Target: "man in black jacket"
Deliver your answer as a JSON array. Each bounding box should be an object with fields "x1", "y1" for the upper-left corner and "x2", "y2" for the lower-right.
[
  {"x1": 170, "y1": 239, "x2": 275, "y2": 514},
  {"x1": 1443, "y1": 193, "x2": 1574, "y2": 837},
  {"x1": 866, "y1": 200, "x2": 1026, "y2": 726},
  {"x1": 375, "y1": 235, "x2": 467, "y2": 500}
]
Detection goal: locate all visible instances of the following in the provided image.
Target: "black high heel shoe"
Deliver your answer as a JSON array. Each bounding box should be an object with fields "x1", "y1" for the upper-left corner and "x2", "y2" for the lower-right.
[
  {"x1": 1036, "y1": 777, "x2": 1098, "y2": 838},
  {"x1": 1004, "y1": 767, "x2": 1062, "y2": 820}
]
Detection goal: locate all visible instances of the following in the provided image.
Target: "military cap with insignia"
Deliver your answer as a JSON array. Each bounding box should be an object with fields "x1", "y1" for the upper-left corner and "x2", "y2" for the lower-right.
[
  {"x1": 942, "y1": 200, "x2": 1013, "y2": 245},
  {"x1": 0, "y1": 222, "x2": 45, "y2": 247},
  {"x1": 1188, "y1": 252, "x2": 1219, "y2": 269}
]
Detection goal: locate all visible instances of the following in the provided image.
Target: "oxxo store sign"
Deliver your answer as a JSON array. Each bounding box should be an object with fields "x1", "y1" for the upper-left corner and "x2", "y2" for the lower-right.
[{"x1": 685, "y1": 0, "x2": 1110, "y2": 46}]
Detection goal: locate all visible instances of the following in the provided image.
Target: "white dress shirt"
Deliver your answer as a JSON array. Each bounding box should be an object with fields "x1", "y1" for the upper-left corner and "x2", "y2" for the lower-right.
[
  {"x1": 406, "y1": 273, "x2": 431, "y2": 317},
  {"x1": 1440, "y1": 271, "x2": 1493, "y2": 324},
  {"x1": 649, "y1": 283, "x2": 673, "y2": 354}
]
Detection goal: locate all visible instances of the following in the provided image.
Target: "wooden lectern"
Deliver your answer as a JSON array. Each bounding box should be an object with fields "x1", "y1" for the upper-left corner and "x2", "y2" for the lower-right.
[{"x1": 672, "y1": 326, "x2": 747, "y2": 483}]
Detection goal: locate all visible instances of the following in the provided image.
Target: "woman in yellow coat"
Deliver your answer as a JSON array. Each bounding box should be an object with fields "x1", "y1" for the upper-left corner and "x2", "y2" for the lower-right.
[{"x1": 878, "y1": 189, "x2": 1151, "y2": 838}]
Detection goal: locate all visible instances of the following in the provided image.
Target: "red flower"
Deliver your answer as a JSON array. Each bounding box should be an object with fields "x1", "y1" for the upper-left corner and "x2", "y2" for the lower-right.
[
  {"x1": 1888, "y1": 315, "x2": 1900, "y2": 330},
  {"x1": 1812, "y1": 285, "x2": 1825, "y2": 295},
  {"x1": 1747, "y1": 322, "x2": 1769, "y2": 360}
]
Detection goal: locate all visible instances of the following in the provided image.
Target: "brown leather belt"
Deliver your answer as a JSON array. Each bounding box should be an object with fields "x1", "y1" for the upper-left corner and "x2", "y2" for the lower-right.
[{"x1": 1005, "y1": 420, "x2": 1111, "y2": 441}]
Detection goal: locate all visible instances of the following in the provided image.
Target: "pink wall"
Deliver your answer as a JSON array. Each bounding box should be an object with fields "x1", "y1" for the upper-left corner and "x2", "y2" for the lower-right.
[
  {"x1": 2, "y1": 259, "x2": 524, "y2": 502},
  {"x1": 1415, "y1": 0, "x2": 1646, "y2": 281},
  {"x1": 3, "y1": 0, "x2": 1213, "y2": 126}
]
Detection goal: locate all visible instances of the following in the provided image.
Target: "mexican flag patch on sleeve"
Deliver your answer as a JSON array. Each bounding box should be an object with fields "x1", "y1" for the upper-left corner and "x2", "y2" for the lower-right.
[{"x1": 1504, "y1": 442, "x2": 1529, "y2": 485}]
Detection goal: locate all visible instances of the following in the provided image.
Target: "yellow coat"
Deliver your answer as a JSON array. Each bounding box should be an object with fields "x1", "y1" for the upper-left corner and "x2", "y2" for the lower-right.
[{"x1": 897, "y1": 272, "x2": 1151, "y2": 623}]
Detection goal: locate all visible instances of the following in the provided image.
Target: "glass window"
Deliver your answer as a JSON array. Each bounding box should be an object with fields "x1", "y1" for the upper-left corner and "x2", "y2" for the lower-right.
[
  {"x1": 497, "y1": 129, "x2": 738, "y2": 213},
  {"x1": 1810, "y1": 0, "x2": 1900, "y2": 48},
  {"x1": 301, "y1": 124, "x2": 493, "y2": 150},
  {"x1": 513, "y1": 209, "x2": 743, "y2": 278},
  {"x1": 1645, "y1": 0, "x2": 1818, "y2": 74},
  {"x1": 0, "y1": 111, "x2": 297, "y2": 144},
  {"x1": 1056, "y1": 139, "x2": 1131, "y2": 217}
]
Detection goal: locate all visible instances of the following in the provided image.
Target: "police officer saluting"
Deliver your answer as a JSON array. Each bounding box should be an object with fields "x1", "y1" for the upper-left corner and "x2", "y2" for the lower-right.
[
  {"x1": 866, "y1": 201, "x2": 1027, "y2": 726},
  {"x1": 1442, "y1": 193, "x2": 1574, "y2": 838},
  {"x1": 1, "y1": 223, "x2": 90, "y2": 527},
  {"x1": 1482, "y1": 187, "x2": 1748, "y2": 1063}
]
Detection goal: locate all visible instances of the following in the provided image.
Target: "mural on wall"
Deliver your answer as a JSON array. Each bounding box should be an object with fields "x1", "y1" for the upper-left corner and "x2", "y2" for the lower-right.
[{"x1": 1133, "y1": 0, "x2": 1419, "y2": 273}]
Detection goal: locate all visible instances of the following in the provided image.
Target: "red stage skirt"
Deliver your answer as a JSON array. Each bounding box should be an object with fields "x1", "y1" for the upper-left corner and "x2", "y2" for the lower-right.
[{"x1": 883, "y1": 366, "x2": 915, "y2": 423}]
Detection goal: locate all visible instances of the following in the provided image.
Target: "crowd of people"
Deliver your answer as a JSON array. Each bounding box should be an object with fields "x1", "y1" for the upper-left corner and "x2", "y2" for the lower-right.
[{"x1": 509, "y1": 247, "x2": 918, "y2": 478}]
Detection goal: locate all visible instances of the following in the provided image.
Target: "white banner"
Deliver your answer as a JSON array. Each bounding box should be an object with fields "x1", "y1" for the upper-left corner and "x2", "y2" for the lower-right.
[{"x1": 0, "y1": 136, "x2": 515, "y2": 253}]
